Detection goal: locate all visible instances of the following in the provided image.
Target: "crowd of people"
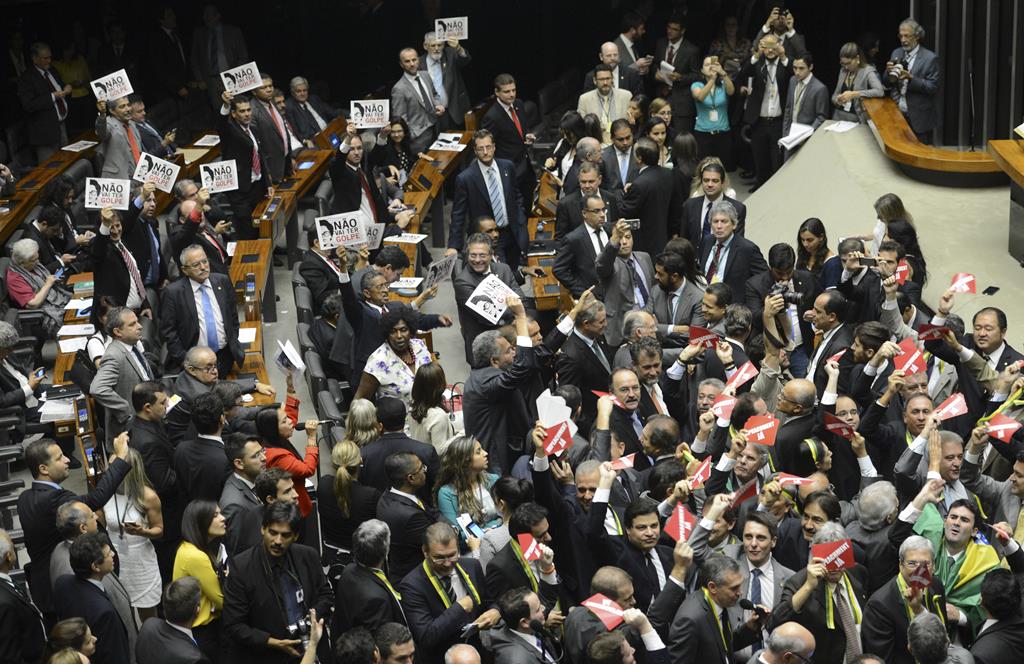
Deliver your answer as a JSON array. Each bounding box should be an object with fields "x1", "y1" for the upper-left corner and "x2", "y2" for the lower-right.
[{"x1": 1, "y1": 4, "x2": 1003, "y2": 664}]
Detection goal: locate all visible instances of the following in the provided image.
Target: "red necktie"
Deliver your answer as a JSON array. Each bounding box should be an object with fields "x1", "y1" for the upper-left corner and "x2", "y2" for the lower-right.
[
  {"x1": 667, "y1": 44, "x2": 676, "y2": 64},
  {"x1": 124, "y1": 122, "x2": 141, "y2": 164},
  {"x1": 267, "y1": 102, "x2": 286, "y2": 149},
  {"x1": 245, "y1": 126, "x2": 261, "y2": 180},
  {"x1": 203, "y1": 228, "x2": 226, "y2": 262},
  {"x1": 358, "y1": 169, "x2": 379, "y2": 223},
  {"x1": 509, "y1": 104, "x2": 524, "y2": 138},
  {"x1": 117, "y1": 241, "x2": 146, "y2": 296},
  {"x1": 44, "y1": 70, "x2": 67, "y2": 117},
  {"x1": 707, "y1": 243, "x2": 724, "y2": 281}
]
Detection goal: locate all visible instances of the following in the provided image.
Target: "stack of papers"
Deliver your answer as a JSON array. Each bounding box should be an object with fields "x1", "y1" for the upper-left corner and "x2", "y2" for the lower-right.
[
  {"x1": 64, "y1": 298, "x2": 93, "y2": 310},
  {"x1": 778, "y1": 123, "x2": 814, "y2": 150},
  {"x1": 40, "y1": 399, "x2": 75, "y2": 423},
  {"x1": 62, "y1": 140, "x2": 98, "y2": 152},
  {"x1": 57, "y1": 324, "x2": 95, "y2": 337}
]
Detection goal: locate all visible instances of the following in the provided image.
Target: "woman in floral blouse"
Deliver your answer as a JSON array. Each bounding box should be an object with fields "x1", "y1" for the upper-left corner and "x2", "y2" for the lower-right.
[{"x1": 355, "y1": 306, "x2": 433, "y2": 406}]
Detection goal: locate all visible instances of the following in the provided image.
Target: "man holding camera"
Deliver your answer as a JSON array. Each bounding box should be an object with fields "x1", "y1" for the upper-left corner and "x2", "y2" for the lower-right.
[{"x1": 884, "y1": 18, "x2": 941, "y2": 144}]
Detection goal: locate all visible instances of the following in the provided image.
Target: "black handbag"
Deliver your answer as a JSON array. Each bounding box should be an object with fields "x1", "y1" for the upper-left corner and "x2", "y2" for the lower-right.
[{"x1": 67, "y1": 348, "x2": 97, "y2": 393}]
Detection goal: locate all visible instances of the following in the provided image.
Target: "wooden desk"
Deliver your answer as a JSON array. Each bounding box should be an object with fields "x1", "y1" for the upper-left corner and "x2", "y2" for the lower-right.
[
  {"x1": 525, "y1": 217, "x2": 564, "y2": 312},
  {"x1": 533, "y1": 171, "x2": 560, "y2": 218},
  {"x1": 988, "y1": 139, "x2": 1024, "y2": 262},
  {"x1": 277, "y1": 149, "x2": 332, "y2": 200},
  {"x1": 240, "y1": 320, "x2": 263, "y2": 356},
  {"x1": 252, "y1": 190, "x2": 297, "y2": 248},
  {"x1": 0, "y1": 192, "x2": 38, "y2": 246},
  {"x1": 313, "y1": 116, "x2": 348, "y2": 150},
  {"x1": 862, "y1": 98, "x2": 1004, "y2": 185},
  {"x1": 229, "y1": 239, "x2": 275, "y2": 322}
]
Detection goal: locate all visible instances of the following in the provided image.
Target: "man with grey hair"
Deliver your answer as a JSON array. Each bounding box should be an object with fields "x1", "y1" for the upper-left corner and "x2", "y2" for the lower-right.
[
  {"x1": 557, "y1": 298, "x2": 613, "y2": 427},
  {"x1": 907, "y1": 612, "x2": 972, "y2": 664},
  {"x1": 170, "y1": 187, "x2": 232, "y2": 276},
  {"x1": 0, "y1": 527, "x2": 46, "y2": 664},
  {"x1": 95, "y1": 95, "x2": 144, "y2": 179},
  {"x1": 462, "y1": 295, "x2": 535, "y2": 473},
  {"x1": 775, "y1": 521, "x2": 869, "y2": 664},
  {"x1": 895, "y1": 428, "x2": 982, "y2": 519},
  {"x1": 612, "y1": 310, "x2": 658, "y2": 366},
  {"x1": 884, "y1": 18, "x2": 941, "y2": 144},
  {"x1": 698, "y1": 199, "x2": 768, "y2": 295},
  {"x1": 90, "y1": 306, "x2": 153, "y2": 439},
  {"x1": 337, "y1": 519, "x2": 407, "y2": 632},
  {"x1": 562, "y1": 136, "x2": 605, "y2": 195},
  {"x1": 0, "y1": 320, "x2": 47, "y2": 430},
  {"x1": 285, "y1": 76, "x2": 339, "y2": 142},
  {"x1": 18, "y1": 42, "x2": 71, "y2": 160},
  {"x1": 453, "y1": 232, "x2": 526, "y2": 363},
  {"x1": 846, "y1": 481, "x2": 900, "y2": 595},
  {"x1": 751, "y1": 621, "x2": 815, "y2": 663},
  {"x1": 703, "y1": 303, "x2": 753, "y2": 383},
  {"x1": 862, "y1": 534, "x2": 946, "y2": 664},
  {"x1": 445, "y1": 643, "x2": 482, "y2": 664},
  {"x1": 420, "y1": 31, "x2": 472, "y2": 129}
]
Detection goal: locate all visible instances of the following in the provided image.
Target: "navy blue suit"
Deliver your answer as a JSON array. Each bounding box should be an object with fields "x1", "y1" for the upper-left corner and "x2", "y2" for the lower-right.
[
  {"x1": 398, "y1": 557, "x2": 489, "y2": 663},
  {"x1": 448, "y1": 158, "x2": 527, "y2": 266}
]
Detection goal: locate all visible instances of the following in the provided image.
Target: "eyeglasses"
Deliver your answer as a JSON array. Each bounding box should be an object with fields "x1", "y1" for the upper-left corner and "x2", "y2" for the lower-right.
[
  {"x1": 189, "y1": 364, "x2": 218, "y2": 374},
  {"x1": 185, "y1": 259, "x2": 210, "y2": 269},
  {"x1": 902, "y1": 559, "x2": 932, "y2": 570},
  {"x1": 585, "y1": 207, "x2": 607, "y2": 214},
  {"x1": 429, "y1": 553, "x2": 460, "y2": 564}
]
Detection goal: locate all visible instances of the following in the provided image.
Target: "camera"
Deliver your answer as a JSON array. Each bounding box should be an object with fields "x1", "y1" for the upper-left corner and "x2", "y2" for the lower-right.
[
  {"x1": 287, "y1": 617, "x2": 312, "y2": 652},
  {"x1": 769, "y1": 282, "x2": 802, "y2": 305},
  {"x1": 888, "y1": 56, "x2": 909, "y2": 81}
]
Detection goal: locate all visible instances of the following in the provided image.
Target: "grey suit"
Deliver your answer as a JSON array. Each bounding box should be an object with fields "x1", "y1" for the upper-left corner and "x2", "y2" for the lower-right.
[
  {"x1": 884, "y1": 46, "x2": 941, "y2": 136},
  {"x1": 484, "y1": 625, "x2": 557, "y2": 664},
  {"x1": 595, "y1": 244, "x2": 654, "y2": 347},
  {"x1": 645, "y1": 278, "x2": 706, "y2": 348},
  {"x1": 95, "y1": 115, "x2": 144, "y2": 179},
  {"x1": 219, "y1": 473, "x2": 262, "y2": 556},
  {"x1": 390, "y1": 73, "x2": 443, "y2": 154},
  {"x1": 961, "y1": 456, "x2": 1020, "y2": 525},
  {"x1": 90, "y1": 340, "x2": 154, "y2": 438},
  {"x1": 782, "y1": 73, "x2": 829, "y2": 138},
  {"x1": 831, "y1": 66, "x2": 885, "y2": 124}
]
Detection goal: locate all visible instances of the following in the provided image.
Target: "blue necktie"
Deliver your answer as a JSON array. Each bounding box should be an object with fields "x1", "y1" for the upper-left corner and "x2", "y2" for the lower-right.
[
  {"x1": 131, "y1": 346, "x2": 151, "y2": 380},
  {"x1": 485, "y1": 167, "x2": 508, "y2": 227},
  {"x1": 430, "y1": 61, "x2": 447, "y2": 107},
  {"x1": 145, "y1": 223, "x2": 160, "y2": 284},
  {"x1": 628, "y1": 258, "x2": 649, "y2": 307},
  {"x1": 701, "y1": 202, "x2": 712, "y2": 237},
  {"x1": 200, "y1": 284, "x2": 220, "y2": 351},
  {"x1": 618, "y1": 150, "x2": 629, "y2": 185},
  {"x1": 750, "y1": 567, "x2": 764, "y2": 652}
]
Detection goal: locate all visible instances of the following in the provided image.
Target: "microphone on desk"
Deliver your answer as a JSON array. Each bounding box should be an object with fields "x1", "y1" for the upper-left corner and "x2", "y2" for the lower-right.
[{"x1": 739, "y1": 599, "x2": 770, "y2": 618}]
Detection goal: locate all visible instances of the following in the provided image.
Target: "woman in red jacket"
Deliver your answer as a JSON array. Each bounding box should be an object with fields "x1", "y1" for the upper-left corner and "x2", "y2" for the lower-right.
[{"x1": 255, "y1": 400, "x2": 319, "y2": 518}]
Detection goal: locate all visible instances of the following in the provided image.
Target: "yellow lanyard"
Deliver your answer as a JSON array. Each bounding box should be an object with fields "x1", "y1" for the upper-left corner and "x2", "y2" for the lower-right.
[
  {"x1": 824, "y1": 574, "x2": 861, "y2": 629},
  {"x1": 422, "y1": 560, "x2": 481, "y2": 608},
  {"x1": 703, "y1": 588, "x2": 729, "y2": 652},
  {"x1": 895, "y1": 573, "x2": 944, "y2": 626},
  {"x1": 511, "y1": 540, "x2": 539, "y2": 592},
  {"x1": 371, "y1": 568, "x2": 402, "y2": 601},
  {"x1": 905, "y1": 430, "x2": 915, "y2": 447},
  {"x1": 977, "y1": 386, "x2": 1024, "y2": 426},
  {"x1": 610, "y1": 507, "x2": 623, "y2": 535}
]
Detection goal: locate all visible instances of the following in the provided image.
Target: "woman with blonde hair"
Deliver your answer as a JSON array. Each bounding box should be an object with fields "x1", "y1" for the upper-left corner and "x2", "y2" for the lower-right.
[
  {"x1": 434, "y1": 436, "x2": 500, "y2": 548},
  {"x1": 831, "y1": 42, "x2": 884, "y2": 123},
  {"x1": 874, "y1": 192, "x2": 914, "y2": 225},
  {"x1": 102, "y1": 446, "x2": 163, "y2": 620},
  {"x1": 318, "y1": 439, "x2": 381, "y2": 564},
  {"x1": 344, "y1": 398, "x2": 380, "y2": 447}
]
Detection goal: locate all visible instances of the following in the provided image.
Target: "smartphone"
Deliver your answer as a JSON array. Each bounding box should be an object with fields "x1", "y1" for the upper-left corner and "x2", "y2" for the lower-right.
[
  {"x1": 624, "y1": 218, "x2": 641, "y2": 230},
  {"x1": 54, "y1": 267, "x2": 65, "y2": 280},
  {"x1": 122, "y1": 521, "x2": 139, "y2": 529},
  {"x1": 982, "y1": 286, "x2": 1000, "y2": 296},
  {"x1": 34, "y1": 368, "x2": 45, "y2": 378},
  {"x1": 859, "y1": 257, "x2": 877, "y2": 267},
  {"x1": 708, "y1": 55, "x2": 719, "y2": 64}
]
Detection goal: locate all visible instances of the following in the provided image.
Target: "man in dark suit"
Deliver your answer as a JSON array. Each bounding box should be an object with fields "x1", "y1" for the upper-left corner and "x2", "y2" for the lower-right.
[
  {"x1": 219, "y1": 436, "x2": 266, "y2": 557},
  {"x1": 421, "y1": 33, "x2": 472, "y2": 129},
  {"x1": 485, "y1": 588, "x2": 563, "y2": 664},
  {"x1": 653, "y1": 16, "x2": 702, "y2": 132},
  {"x1": 336, "y1": 519, "x2": 408, "y2": 633},
  {"x1": 583, "y1": 42, "x2": 643, "y2": 96},
  {"x1": 554, "y1": 162, "x2": 619, "y2": 240},
  {"x1": 53, "y1": 533, "x2": 132, "y2": 664},
  {"x1": 462, "y1": 296, "x2": 536, "y2": 474},
  {"x1": 217, "y1": 91, "x2": 273, "y2": 240},
  {"x1": 160, "y1": 245, "x2": 243, "y2": 376},
  {"x1": 680, "y1": 162, "x2": 747, "y2": 251},
  {"x1": 647, "y1": 250, "x2": 706, "y2": 350},
  {"x1": 222, "y1": 502, "x2": 332, "y2": 664},
  {"x1": 123, "y1": 183, "x2": 168, "y2": 306},
  {"x1": 481, "y1": 74, "x2": 535, "y2": 210},
  {"x1": 17, "y1": 42, "x2": 70, "y2": 160},
  {"x1": 173, "y1": 392, "x2": 232, "y2": 502},
  {"x1": 359, "y1": 398, "x2": 439, "y2": 505},
  {"x1": 834, "y1": 239, "x2": 883, "y2": 326},
  {"x1": 601, "y1": 120, "x2": 639, "y2": 194},
  {"x1": 553, "y1": 193, "x2": 613, "y2": 299},
  {"x1": 92, "y1": 207, "x2": 154, "y2": 323},
  {"x1": 883, "y1": 19, "x2": 942, "y2": 144},
  {"x1": 613, "y1": 12, "x2": 652, "y2": 76},
  {"x1": 0, "y1": 529, "x2": 46, "y2": 664},
  {"x1": 736, "y1": 34, "x2": 792, "y2": 189},
  {"x1": 399, "y1": 523, "x2": 499, "y2": 662},
  {"x1": 136, "y1": 577, "x2": 209, "y2": 664},
  {"x1": 447, "y1": 129, "x2": 527, "y2": 268},
  {"x1": 556, "y1": 300, "x2": 613, "y2": 427},
  {"x1": 746, "y1": 243, "x2": 818, "y2": 376},
  {"x1": 299, "y1": 227, "x2": 347, "y2": 316},
  {"x1": 376, "y1": 452, "x2": 439, "y2": 581},
  {"x1": 284, "y1": 77, "x2": 339, "y2": 143},
  {"x1": 169, "y1": 197, "x2": 230, "y2": 277},
  {"x1": 250, "y1": 74, "x2": 293, "y2": 184},
  {"x1": 804, "y1": 290, "x2": 854, "y2": 397},
  {"x1": 618, "y1": 138, "x2": 672, "y2": 258},
  {"x1": 485, "y1": 503, "x2": 562, "y2": 612},
  {"x1": 597, "y1": 220, "x2": 655, "y2": 348},
  {"x1": 971, "y1": 569, "x2": 1024, "y2": 664},
  {"x1": 17, "y1": 437, "x2": 130, "y2": 618},
  {"x1": 699, "y1": 200, "x2": 768, "y2": 300},
  {"x1": 668, "y1": 555, "x2": 767, "y2": 663},
  {"x1": 23, "y1": 207, "x2": 74, "y2": 274},
  {"x1": 98, "y1": 23, "x2": 142, "y2": 91},
  {"x1": 327, "y1": 125, "x2": 389, "y2": 222},
  {"x1": 128, "y1": 96, "x2": 175, "y2": 158},
  {"x1": 782, "y1": 54, "x2": 830, "y2": 150},
  {"x1": 190, "y1": 6, "x2": 249, "y2": 109},
  {"x1": 148, "y1": 8, "x2": 193, "y2": 105}
]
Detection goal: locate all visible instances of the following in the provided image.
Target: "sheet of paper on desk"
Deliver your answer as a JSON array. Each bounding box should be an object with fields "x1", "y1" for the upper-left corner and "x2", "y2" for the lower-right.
[
  {"x1": 39, "y1": 399, "x2": 75, "y2": 423},
  {"x1": 177, "y1": 148, "x2": 209, "y2": 165},
  {"x1": 390, "y1": 277, "x2": 424, "y2": 290},
  {"x1": 58, "y1": 324, "x2": 95, "y2": 337},
  {"x1": 64, "y1": 298, "x2": 92, "y2": 310},
  {"x1": 62, "y1": 140, "x2": 98, "y2": 152},
  {"x1": 383, "y1": 233, "x2": 428, "y2": 244},
  {"x1": 194, "y1": 134, "x2": 221, "y2": 147},
  {"x1": 227, "y1": 241, "x2": 237, "y2": 257},
  {"x1": 824, "y1": 121, "x2": 858, "y2": 133},
  {"x1": 428, "y1": 139, "x2": 466, "y2": 152},
  {"x1": 238, "y1": 327, "x2": 257, "y2": 344},
  {"x1": 58, "y1": 337, "x2": 88, "y2": 353}
]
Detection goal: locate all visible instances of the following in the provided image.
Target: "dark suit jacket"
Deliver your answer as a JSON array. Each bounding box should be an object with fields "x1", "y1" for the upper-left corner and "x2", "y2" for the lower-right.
[
  {"x1": 697, "y1": 234, "x2": 768, "y2": 299},
  {"x1": 448, "y1": 158, "x2": 527, "y2": 253},
  {"x1": 249, "y1": 98, "x2": 291, "y2": 181},
  {"x1": 53, "y1": 575, "x2": 131, "y2": 664},
  {"x1": 89, "y1": 230, "x2": 152, "y2": 312},
  {"x1": 783, "y1": 74, "x2": 830, "y2": 137},
  {"x1": 22, "y1": 223, "x2": 64, "y2": 274},
  {"x1": 318, "y1": 478, "x2": 381, "y2": 553},
  {"x1": 129, "y1": 417, "x2": 183, "y2": 543},
  {"x1": 135, "y1": 618, "x2": 209, "y2": 664},
  {"x1": 328, "y1": 155, "x2": 388, "y2": 218},
  {"x1": 554, "y1": 188, "x2": 619, "y2": 241},
  {"x1": 216, "y1": 112, "x2": 271, "y2": 197},
  {"x1": 376, "y1": 490, "x2": 438, "y2": 581},
  {"x1": 336, "y1": 562, "x2": 407, "y2": 633},
  {"x1": 836, "y1": 268, "x2": 883, "y2": 325},
  {"x1": 772, "y1": 565, "x2": 870, "y2": 664},
  {"x1": 553, "y1": 221, "x2": 611, "y2": 298},
  {"x1": 619, "y1": 165, "x2": 673, "y2": 257},
  {"x1": 668, "y1": 584, "x2": 760, "y2": 663},
  {"x1": 359, "y1": 432, "x2": 440, "y2": 504},
  {"x1": 971, "y1": 615, "x2": 1024, "y2": 664},
  {"x1": 222, "y1": 543, "x2": 332, "y2": 664},
  {"x1": 299, "y1": 251, "x2": 343, "y2": 316},
  {"x1": 452, "y1": 262, "x2": 526, "y2": 364},
  {"x1": 806, "y1": 323, "x2": 855, "y2": 397},
  {"x1": 862, "y1": 574, "x2": 948, "y2": 664},
  {"x1": 481, "y1": 101, "x2": 529, "y2": 170},
  {"x1": 884, "y1": 46, "x2": 941, "y2": 133},
  {"x1": 556, "y1": 332, "x2": 613, "y2": 425},
  {"x1": 167, "y1": 213, "x2": 229, "y2": 277},
  {"x1": 736, "y1": 56, "x2": 794, "y2": 125},
  {"x1": 398, "y1": 557, "x2": 488, "y2": 662},
  {"x1": 596, "y1": 245, "x2": 656, "y2": 347},
  {"x1": 17, "y1": 66, "x2": 65, "y2": 147},
  {"x1": 600, "y1": 145, "x2": 639, "y2": 193},
  {"x1": 745, "y1": 269, "x2": 818, "y2": 342},
  {"x1": 173, "y1": 436, "x2": 232, "y2": 502},
  {"x1": 147, "y1": 28, "x2": 190, "y2": 101},
  {"x1": 655, "y1": 37, "x2": 703, "y2": 119},
  {"x1": 680, "y1": 194, "x2": 748, "y2": 251},
  {"x1": 159, "y1": 274, "x2": 243, "y2": 373},
  {"x1": 484, "y1": 542, "x2": 560, "y2": 612},
  {"x1": 219, "y1": 473, "x2": 262, "y2": 557},
  {"x1": 418, "y1": 46, "x2": 472, "y2": 123},
  {"x1": 16, "y1": 459, "x2": 130, "y2": 613},
  {"x1": 121, "y1": 202, "x2": 167, "y2": 287},
  {"x1": 284, "y1": 95, "x2": 339, "y2": 142},
  {"x1": 0, "y1": 578, "x2": 46, "y2": 664}
]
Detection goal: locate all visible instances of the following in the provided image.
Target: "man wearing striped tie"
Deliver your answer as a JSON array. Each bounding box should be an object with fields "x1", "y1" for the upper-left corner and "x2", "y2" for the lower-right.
[{"x1": 219, "y1": 90, "x2": 275, "y2": 239}]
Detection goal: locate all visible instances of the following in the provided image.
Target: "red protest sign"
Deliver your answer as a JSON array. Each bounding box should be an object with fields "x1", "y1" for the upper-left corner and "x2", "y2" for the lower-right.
[
  {"x1": 776, "y1": 472, "x2": 815, "y2": 487},
  {"x1": 663, "y1": 503, "x2": 697, "y2": 542},
  {"x1": 609, "y1": 453, "x2": 636, "y2": 470},
  {"x1": 895, "y1": 259, "x2": 910, "y2": 285},
  {"x1": 824, "y1": 412, "x2": 854, "y2": 441},
  {"x1": 908, "y1": 564, "x2": 932, "y2": 590},
  {"x1": 916, "y1": 324, "x2": 951, "y2": 342},
  {"x1": 934, "y1": 392, "x2": 967, "y2": 421},
  {"x1": 517, "y1": 534, "x2": 542, "y2": 561},
  {"x1": 591, "y1": 390, "x2": 624, "y2": 409},
  {"x1": 949, "y1": 272, "x2": 976, "y2": 294},
  {"x1": 828, "y1": 348, "x2": 847, "y2": 364},
  {"x1": 688, "y1": 326, "x2": 719, "y2": 349},
  {"x1": 711, "y1": 394, "x2": 736, "y2": 419},
  {"x1": 744, "y1": 415, "x2": 779, "y2": 446},
  {"x1": 811, "y1": 538, "x2": 855, "y2": 572},
  {"x1": 543, "y1": 422, "x2": 574, "y2": 456},
  {"x1": 725, "y1": 361, "x2": 758, "y2": 391},
  {"x1": 986, "y1": 413, "x2": 1022, "y2": 443},
  {"x1": 893, "y1": 338, "x2": 926, "y2": 376},
  {"x1": 582, "y1": 593, "x2": 625, "y2": 630},
  {"x1": 731, "y1": 479, "x2": 758, "y2": 507},
  {"x1": 688, "y1": 457, "x2": 713, "y2": 489}
]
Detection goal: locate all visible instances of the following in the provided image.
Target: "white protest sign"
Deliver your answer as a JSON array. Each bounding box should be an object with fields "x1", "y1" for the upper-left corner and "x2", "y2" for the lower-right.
[
  {"x1": 84, "y1": 178, "x2": 130, "y2": 210},
  {"x1": 314, "y1": 211, "x2": 368, "y2": 250},
  {"x1": 435, "y1": 16, "x2": 469, "y2": 40},
  {"x1": 200, "y1": 160, "x2": 239, "y2": 194},
  {"x1": 274, "y1": 339, "x2": 306, "y2": 380},
  {"x1": 132, "y1": 153, "x2": 180, "y2": 193},
  {"x1": 350, "y1": 99, "x2": 390, "y2": 129},
  {"x1": 465, "y1": 273, "x2": 516, "y2": 325},
  {"x1": 90, "y1": 69, "x2": 133, "y2": 101},
  {"x1": 220, "y1": 61, "x2": 263, "y2": 95},
  {"x1": 365, "y1": 223, "x2": 386, "y2": 250},
  {"x1": 423, "y1": 253, "x2": 458, "y2": 291}
]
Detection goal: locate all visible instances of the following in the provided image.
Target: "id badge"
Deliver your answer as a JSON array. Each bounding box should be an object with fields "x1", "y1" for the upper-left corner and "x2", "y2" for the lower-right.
[
  {"x1": 295, "y1": 588, "x2": 304, "y2": 604},
  {"x1": 708, "y1": 109, "x2": 719, "y2": 122}
]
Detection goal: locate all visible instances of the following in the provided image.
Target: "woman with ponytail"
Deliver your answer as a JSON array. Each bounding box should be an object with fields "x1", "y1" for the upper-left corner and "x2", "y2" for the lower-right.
[{"x1": 318, "y1": 440, "x2": 381, "y2": 564}]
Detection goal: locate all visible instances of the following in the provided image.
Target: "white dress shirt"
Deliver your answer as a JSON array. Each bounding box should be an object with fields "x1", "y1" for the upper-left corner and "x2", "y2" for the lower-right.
[
  {"x1": 477, "y1": 160, "x2": 509, "y2": 226},
  {"x1": 190, "y1": 278, "x2": 227, "y2": 350}
]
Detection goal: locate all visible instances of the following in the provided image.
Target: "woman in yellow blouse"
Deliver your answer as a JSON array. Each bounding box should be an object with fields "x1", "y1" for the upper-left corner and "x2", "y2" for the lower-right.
[{"x1": 173, "y1": 500, "x2": 227, "y2": 661}]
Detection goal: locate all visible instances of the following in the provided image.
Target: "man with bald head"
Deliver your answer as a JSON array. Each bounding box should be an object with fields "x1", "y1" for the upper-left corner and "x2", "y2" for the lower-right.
[
  {"x1": 445, "y1": 644, "x2": 482, "y2": 664},
  {"x1": 751, "y1": 621, "x2": 816, "y2": 663},
  {"x1": 563, "y1": 566, "x2": 644, "y2": 663},
  {"x1": 561, "y1": 136, "x2": 606, "y2": 196},
  {"x1": 170, "y1": 185, "x2": 231, "y2": 276},
  {"x1": 772, "y1": 378, "x2": 819, "y2": 472},
  {"x1": 391, "y1": 47, "x2": 445, "y2": 154},
  {"x1": 584, "y1": 42, "x2": 642, "y2": 95}
]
